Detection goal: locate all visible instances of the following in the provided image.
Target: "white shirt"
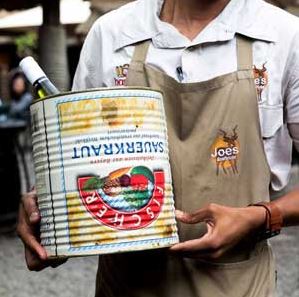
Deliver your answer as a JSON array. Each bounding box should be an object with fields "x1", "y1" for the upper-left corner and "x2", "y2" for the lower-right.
[{"x1": 73, "y1": 0, "x2": 299, "y2": 191}]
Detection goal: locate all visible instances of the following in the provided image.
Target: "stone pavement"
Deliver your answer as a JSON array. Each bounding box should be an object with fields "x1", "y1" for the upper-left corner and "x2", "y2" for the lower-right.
[
  {"x1": 270, "y1": 163, "x2": 299, "y2": 297},
  {"x1": 271, "y1": 227, "x2": 299, "y2": 297},
  {"x1": 0, "y1": 232, "x2": 98, "y2": 297}
]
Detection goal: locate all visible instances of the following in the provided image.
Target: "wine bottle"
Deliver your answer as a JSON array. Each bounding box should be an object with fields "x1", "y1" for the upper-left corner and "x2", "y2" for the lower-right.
[{"x1": 19, "y1": 57, "x2": 59, "y2": 98}]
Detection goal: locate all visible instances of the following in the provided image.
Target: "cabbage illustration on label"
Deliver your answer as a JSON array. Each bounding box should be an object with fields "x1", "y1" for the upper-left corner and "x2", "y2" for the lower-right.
[{"x1": 78, "y1": 166, "x2": 165, "y2": 230}]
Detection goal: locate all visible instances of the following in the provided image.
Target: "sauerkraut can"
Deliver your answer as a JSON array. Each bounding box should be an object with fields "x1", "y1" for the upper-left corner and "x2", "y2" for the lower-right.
[{"x1": 30, "y1": 88, "x2": 179, "y2": 258}]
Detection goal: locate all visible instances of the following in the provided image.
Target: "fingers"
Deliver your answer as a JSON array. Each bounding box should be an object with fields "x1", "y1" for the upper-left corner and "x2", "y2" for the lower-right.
[
  {"x1": 17, "y1": 190, "x2": 66, "y2": 271},
  {"x1": 17, "y1": 190, "x2": 46, "y2": 260},
  {"x1": 17, "y1": 204, "x2": 47, "y2": 261},
  {"x1": 175, "y1": 204, "x2": 216, "y2": 224},
  {"x1": 50, "y1": 258, "x2": 68, "y2": 268},
  {"x1": 25, "y1": 248, "x2": 68, "y2": 271},
  {"x1": 21, "y1": 190, "x2": 40, "y2": 224},
  {"x1": 170, "y1": 238, "x2": 208, "y2": 253},
  {"x1": 170, "y1": 235, "x2": 225, "y2": 259},
  {"x1": 172, "y1": 205, "x2": 249, "y2": 260},
  {"x1": 171, "y1": 217, "x2": 228, "y2": 259},
  {"x1": 25, "y1": 248, "x2": 49, "y2": 271},
  {"x1": 170, "y1": 234, "x2": 231, "y2": 260},
  {"x1": 170, "y1": 223, "x2": 215, "y2": 254}
]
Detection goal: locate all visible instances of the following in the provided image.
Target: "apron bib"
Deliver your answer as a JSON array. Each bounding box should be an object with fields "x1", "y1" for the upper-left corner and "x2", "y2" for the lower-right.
[{"x1": 95, "y1": 36, "x2": 276, "y2": 297}]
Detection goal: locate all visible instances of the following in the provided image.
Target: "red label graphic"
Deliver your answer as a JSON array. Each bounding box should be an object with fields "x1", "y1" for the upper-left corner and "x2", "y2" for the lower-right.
[{"x1": 78, "y1": 169, "x2": 165, "y2": 230}]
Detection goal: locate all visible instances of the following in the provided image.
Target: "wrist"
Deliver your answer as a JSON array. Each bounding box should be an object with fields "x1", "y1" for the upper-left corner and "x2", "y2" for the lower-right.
[
  {"x1": 245, "y1": 206, "x2": 267, "y2": 231},
  {"x1": 248, "y1": 202, "x2": 283, "y2": 240}
]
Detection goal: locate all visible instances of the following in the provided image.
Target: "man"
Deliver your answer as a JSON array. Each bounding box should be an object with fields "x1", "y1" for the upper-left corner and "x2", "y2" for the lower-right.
[{"x1": 17, "y1": 0, "x2": 299, "y2": 296}]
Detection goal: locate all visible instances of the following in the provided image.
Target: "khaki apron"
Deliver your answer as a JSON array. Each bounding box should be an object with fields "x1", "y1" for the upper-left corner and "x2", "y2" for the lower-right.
[{"x1": 95, "y1": 36, "x2": 276, "y2": 297}]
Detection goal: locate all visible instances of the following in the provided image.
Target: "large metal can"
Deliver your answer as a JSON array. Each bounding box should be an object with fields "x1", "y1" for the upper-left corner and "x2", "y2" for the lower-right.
[{"x1": 30, "y1": 87, "x2": 178, "y2": 258}]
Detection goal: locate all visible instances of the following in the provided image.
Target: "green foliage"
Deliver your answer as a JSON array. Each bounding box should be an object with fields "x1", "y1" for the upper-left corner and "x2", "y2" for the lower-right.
[
  {"x1": 123, "y1": 190, "x2": 150, "y2": 209},
  {"x1": 14, "y1": 32, "x2": 37, "y2": 58},
  {"x1": 83, "y1": 176, "x2": 105, "y2": 191}
]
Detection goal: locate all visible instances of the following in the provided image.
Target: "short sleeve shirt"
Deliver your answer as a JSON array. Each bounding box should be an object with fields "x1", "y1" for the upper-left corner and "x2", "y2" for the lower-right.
[{"x1": 73, "y1": 0, "x2": 299, "y2": 191}]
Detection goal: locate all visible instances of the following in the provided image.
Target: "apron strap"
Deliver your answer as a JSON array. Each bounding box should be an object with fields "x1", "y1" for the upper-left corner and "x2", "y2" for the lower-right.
[
  {"x1": 131, "y1": 40, "x2": 151, "y2": 64},
  {"x1": 237, "y1": 35, "x2": 253, "y2": 71}
]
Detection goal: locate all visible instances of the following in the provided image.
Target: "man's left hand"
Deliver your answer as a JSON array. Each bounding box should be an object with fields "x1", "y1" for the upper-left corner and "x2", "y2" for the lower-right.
[{"x1": 170, "y1": 203, "x2": 266, "y2": 259}]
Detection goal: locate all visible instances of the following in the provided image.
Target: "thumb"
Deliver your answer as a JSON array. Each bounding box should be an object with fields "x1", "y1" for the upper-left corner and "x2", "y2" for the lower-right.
[{"x1": 175, "y1": 207, "x2": 212, "y2": 224}]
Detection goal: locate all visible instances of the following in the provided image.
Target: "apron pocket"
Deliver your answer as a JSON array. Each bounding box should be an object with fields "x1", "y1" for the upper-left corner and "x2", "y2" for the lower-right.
[
  {"x1": 187, "y1": 243, "x2": 276, "y2": 297},
  {"x1": 259, "y1": 104, "x2": 283, "y2": 138}
]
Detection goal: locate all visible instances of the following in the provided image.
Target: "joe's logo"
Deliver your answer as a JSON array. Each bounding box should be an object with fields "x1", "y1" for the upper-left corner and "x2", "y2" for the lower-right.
[
  {"x1": 114, "y1": 64, "x2": 129, "y2": 86},
  {"x1": 211, "y1": 126, "x2": 240, "y2": 176},
  {"x1": 78, "y1": 166, "x2": 164, "y2": 230},
  {"x1": 253, "y1": 63, "x2": 268, "y2": 102}
]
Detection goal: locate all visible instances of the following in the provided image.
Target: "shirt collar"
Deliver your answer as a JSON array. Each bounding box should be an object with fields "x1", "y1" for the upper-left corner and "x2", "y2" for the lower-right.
[{"x1": 114, "y1": 0, "x2": 277, "y2": 51}]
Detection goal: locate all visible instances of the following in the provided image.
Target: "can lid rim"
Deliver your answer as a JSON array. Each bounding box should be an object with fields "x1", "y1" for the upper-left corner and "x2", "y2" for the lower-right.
[{"x1": 31, "y1": 86, "x2": 163, "y2": 105}]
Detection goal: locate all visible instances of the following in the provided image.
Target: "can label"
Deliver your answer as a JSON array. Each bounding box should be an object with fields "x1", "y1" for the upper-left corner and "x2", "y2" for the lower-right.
[
  {"x1": 78, "y1": 168, "x2": 165, "y2": 230},
  {"x1": 31, "y1": 88, "x2": 178, "y2": 257}
]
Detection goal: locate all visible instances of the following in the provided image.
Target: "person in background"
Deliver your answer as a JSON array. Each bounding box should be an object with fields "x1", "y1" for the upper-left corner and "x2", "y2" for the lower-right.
[
  {"x1": 8, "y1": 70, "x2": 33, "y2": 195},
  {"x1": 0, "y1": 97, "x2": 8, "y2": 122},
  {"x1": 0, "y1": 71, "x2": 32, "y2": 232},
  {"x1": 8, "y1": 71, "x2": 32, "y2": 122}
]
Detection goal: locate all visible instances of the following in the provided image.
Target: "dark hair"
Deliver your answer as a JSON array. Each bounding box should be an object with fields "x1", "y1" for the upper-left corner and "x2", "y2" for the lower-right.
[{"x1": 9, "y1": 71, "x2": 30, "y2": 101}]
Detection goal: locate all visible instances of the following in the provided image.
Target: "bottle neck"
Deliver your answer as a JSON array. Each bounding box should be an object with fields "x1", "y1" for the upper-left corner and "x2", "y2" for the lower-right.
[
  {"x1": 33, "y1": 76, "x2": 47, "y2": 87},
  {"x1": 33, "y1": 76, "x2": 59, "y2": 98}
]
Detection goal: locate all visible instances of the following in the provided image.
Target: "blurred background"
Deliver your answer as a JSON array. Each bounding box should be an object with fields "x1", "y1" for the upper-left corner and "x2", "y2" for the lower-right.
[{"x1": 0, "y1": 0, "x2": 299, "y2": 297}]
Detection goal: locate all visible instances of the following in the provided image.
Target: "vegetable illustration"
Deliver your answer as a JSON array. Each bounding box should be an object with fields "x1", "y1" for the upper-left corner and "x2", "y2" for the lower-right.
[
  {"x1": 119, "y1": 174, "x2": 131, "y2": 187},
  {"x1": 82, "y1": 166, "x2": 155, "y2": 211},
  {"x1": 83, "y1": 176, "x2": 105, "y2": 191},
  {"x1": 131, "y1": 166, "x2": 154, "y2": 183},
  {"x1": 103, "y1": 178, "x2": 122, "y2": 196},
  {"x1": 130, "y1": 174, "x2": 149, "y2": 191},
  {"x1": 108, "y1": 167, "x2": 130, "y2": 180}
]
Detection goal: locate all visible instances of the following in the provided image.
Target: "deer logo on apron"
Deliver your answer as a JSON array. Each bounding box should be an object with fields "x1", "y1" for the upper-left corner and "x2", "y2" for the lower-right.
[
  {"x1": 211, "y1": 126, "x2": 240, "y2": 175},
  {"x1": 253, "y1": 62, "x2": 268, "y2": 102}
]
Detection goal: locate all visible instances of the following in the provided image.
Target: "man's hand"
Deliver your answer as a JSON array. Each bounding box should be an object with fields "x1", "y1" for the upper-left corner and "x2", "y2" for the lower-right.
[
  {"x1": 17, "y1": 190, "x2": 67, "y2": 271},
  {"x1": 170, "y1": 203, "x2": 266, "y2": 260}
]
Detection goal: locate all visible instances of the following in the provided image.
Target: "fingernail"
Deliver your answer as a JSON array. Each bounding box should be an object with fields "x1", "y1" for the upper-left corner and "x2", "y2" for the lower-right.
[
  {"x1": 39, "y1": 249, "x2": 48, "y2": 261},
  {"x1": 169, "y1": 244, "x2": 180, "y2": 252},
  {"x1": 175, "y1": 210, "x2": 184, "y2": 217},
  {"x1": 30, "y1": 212, "x2": 39, "y2": 222}
]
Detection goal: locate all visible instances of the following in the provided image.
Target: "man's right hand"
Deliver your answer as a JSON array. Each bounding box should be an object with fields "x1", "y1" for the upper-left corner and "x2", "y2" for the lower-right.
[{"x1": 17, "y1": 190, "x2": 67, "y2": 271}]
